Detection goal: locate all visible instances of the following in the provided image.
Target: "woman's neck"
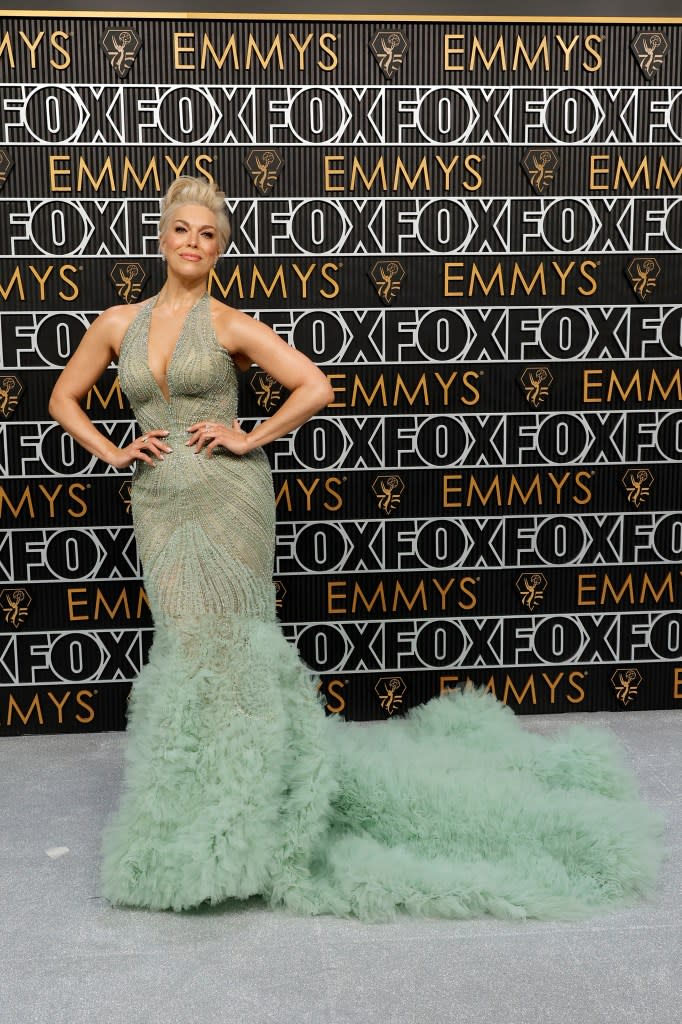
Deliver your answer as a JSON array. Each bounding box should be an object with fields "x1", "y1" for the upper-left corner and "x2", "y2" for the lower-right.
[{"x1": 154, "y1": 278, "x2": 208, "y2": 311}]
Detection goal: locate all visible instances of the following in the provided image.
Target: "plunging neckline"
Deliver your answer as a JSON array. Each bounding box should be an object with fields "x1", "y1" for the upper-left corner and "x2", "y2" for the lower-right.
[{"x1": 145, "y1": 292, "x2": 207, "y2": 404}]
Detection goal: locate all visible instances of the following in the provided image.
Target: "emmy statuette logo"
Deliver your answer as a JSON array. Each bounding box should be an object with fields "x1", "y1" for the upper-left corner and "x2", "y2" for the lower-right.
[
  {"x1": 244, "y1": 149, "x2": 283, "y2": 196},
  {"x1": 611, "y1": 667, "x2": 642, "y2": 707},
  {"x1": 519, "y1": 367, "x2": 553, "y2": 408},
  {"x1": 372, "y1": 475, "x2": 405, "y2": 515},
  {"x1": 622, "y1": 468, "x2": 653, "y2": 508},
  {"x1": 0, "y1": 148, "x2": 13, "y2": 191},
  {"x1": 369, "y1": 31, "x2": 408, "y2": 79},
  {"x1": 0, "y1": 588, "x2": 31, "y2": 629},
  {"x1": 118, "y1": 482, "x2": 132, "y2": 514},
  {"x1": 273, "y1": 580, "x2": 286, "y2": 610},
  {"x1": 515, "y1": 573, "x2": 548, "y2": 611},
  {"x1": 250, "y1": 371, "x2": 283, "y2": 412},
  {"x1": 369, "y1": 261, "x2": 406, "y2": 304},
  {"x1": 110, "y1": 263, "x2": 147, "y2": 304},
  {"x1": 631, "y1": 32, "x2": 668, "y2": 80},
  {"x1": 375, "y1": 676, "x2": 406, "y2": 715},
  {"x1": 626, "y1": 257, "x2": 661, "y2": 301},
  {"x1": 521, "y1": 149, "x2": 559, "y2": 195},
  {"x1": 0, "y1": 375, "x2": 24, "y2": 418},
  {"x1": 100, "y1": 29, "x2": 142, "y2": 78}
]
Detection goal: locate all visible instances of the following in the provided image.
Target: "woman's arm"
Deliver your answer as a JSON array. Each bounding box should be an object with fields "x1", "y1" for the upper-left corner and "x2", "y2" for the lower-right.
[
  {"x1": 48, "y1": 306, "x2": 170, "y2": 468},
  {"x1": 191, "y1": 306, "x2": 334, "y2": 456}
]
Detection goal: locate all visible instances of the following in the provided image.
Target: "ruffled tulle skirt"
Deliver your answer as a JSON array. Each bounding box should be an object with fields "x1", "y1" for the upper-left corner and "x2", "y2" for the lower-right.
[{"x1": 100, "y1": 615, "x2": 663, "y2": 922}]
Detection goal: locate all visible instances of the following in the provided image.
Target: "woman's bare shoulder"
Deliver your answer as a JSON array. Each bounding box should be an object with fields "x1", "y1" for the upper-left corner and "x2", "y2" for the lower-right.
[
  {"x1": 92, "y1": 300, "x2": 149, "y2": 354},
  {"x1": 208, "y1": 298, "x2": 256, "y2": 369},
  {"x1": 208, "y1": 297, "x2": 248, "y2": 329}
]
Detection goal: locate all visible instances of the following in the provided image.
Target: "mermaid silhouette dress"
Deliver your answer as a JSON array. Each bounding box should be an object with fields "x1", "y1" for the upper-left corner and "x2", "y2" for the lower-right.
[{"x1": 101, "y1": 293, "x2": 662, "y2": 920}]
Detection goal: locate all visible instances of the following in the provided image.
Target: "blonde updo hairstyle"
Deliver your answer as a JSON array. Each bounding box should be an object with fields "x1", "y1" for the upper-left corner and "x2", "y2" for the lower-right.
[{"x1": 158, "y1": 175, "x2": 231, "y2": 253}]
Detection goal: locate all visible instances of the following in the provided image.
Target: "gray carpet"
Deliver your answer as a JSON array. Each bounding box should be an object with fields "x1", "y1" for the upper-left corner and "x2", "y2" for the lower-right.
[{"x1": 2, "y1": 708, "x2": 679, "y2": 1024}]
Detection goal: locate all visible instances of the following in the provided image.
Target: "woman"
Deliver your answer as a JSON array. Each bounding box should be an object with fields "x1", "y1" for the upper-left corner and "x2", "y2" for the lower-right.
[{"x1": 50, "y1": 176, "x2": 662, "y2": 920}]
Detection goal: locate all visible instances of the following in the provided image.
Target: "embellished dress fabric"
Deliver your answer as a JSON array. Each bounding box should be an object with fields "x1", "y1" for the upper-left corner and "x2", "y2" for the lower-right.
[{"x1": 101, "y1": 293, "x2": 663, "y2": 921}]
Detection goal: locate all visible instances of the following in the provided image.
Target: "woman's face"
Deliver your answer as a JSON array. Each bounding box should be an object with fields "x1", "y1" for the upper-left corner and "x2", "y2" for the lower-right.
[{"x1": 160, "y1": 204, "x2": 220, "y2": 277}]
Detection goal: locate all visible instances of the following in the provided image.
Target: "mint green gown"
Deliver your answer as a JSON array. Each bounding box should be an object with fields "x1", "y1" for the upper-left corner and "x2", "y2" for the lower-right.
[{"x1": 101, "y1": 292, "x2": 663, "y2": 920}]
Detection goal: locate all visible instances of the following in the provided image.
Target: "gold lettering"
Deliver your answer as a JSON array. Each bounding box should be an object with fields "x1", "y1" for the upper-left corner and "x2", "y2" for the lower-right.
[
  {"x1": 93, "y1": 588, "x2": 130, "y2": 620},
  {"x1": 351, "y1": 374, "x2": 387, "y2": 407},
  {"x1": 67, "y1": 587, "x2": 88, "y2": 621},
  {"x1": 614, "y1": 155, "x2": 650, "y2": 191},
  {"x1": 543, "y1": 672, "x2": 564, "y2": 702},
  {"x1": 394, "y1": 372, "x2": 428, "y2": 407},
  {"x1": 75, "y1": 690, "x2": 96, "y2": 724},
  {"x1": 19, "y1": 30, "x2": 45, "y2": 68},
  {"x1": 68, "y1": 483, "x2": 88, "y2": 518},
  {"x1": 327, "y1": 580, "x2": 346, "y2": 614},
  {"x1": 555, "y1": 34, "x2": 579, "y2": 71},
  {"x1": 320, "y1": 262, "x2": 340, "y2": 299},
  {"x1": 461, "y1": 370, "x2": 480, "y2": 405},
  {"x1": 444, "y1": 261, "x2": 464, "y2": 297},
  {"x1": 352, "y1": 581, "x2": 386, "y2": 614},
  {"x1": 443, "y1": 473, "x2": 463, "y2": 507},
  {"x1": 512, "y1": 37, "x2": 549, "y2": 72},
  {"x1": 434, "y1": 154, "x2": 460, "y2": 189},
  {"x1": 250, "y1": 265, "x2": 287, "y2": 299},
  {"x1": 583, "y1": 34, "x2": 603, "y2": 73},
  {"x1": 468, "y1": 475, "x2": 502, "y2": 506},
  {"x1": 201, "y1": 33, "x2": 239, "y2": 70},
  {"x1": 174, "y1": 31, "x2": 196, "y2": 69},
  {"x1": 0, "y1": 485, "x2": 34, "y2": 519},
  {"x1": 0, "y1": 33, "x2": 15, "y2": 67},
  {"x1": 567, "y1": 671, "x2": 586, "y2": 703},
  {"x1": 47, "y1": 690, "x2": 71, "y2": 724},
  {"x1": 8, "y1": 693, "x2": 43, "y2": 727},
  {"x1": 648, "y1": 368, "x2": 682, "y2": 401},
  {"x1": 58, "y1": 265, "x2": 79, "y2": 301},
  {"x1": 551, "y1": 260, "x2": 576, "y2": 294},
  {"x1": 289, "y1": 31, "x2": 314, "y2": 70},
  {"x1": 582, "y1": 368, "x2": 602, "y2": 402},
  {"x1": 324, "y1": 679, "x2": 346, "y2": 713},
  {"x1": 38, "y1": 483, "x2": 63, "y2": 518},
  {"x1": 470, "y1": 35, "x2": 507, "y2": 71},
  {"x1": 324, "y1": 155, "x2": 345, "y2": 192},
  {"x1": 462, "y1": 154, "x2": 483, "y2": 191},
  {"x1": 656, "y1": 156, "x2": 682, "y2": 190},
  {"x1": 318, "y1": 33, "x2": 338, "y2": 71},
  {"x1": 245, "y1": 35, "x2": 284, "y2": 71},
  {"x1": 77, "y1": 156, "x2": 115, "y2": 192},
  {"x1": 392, "y1": 580, "x2": 426, "y2": 613},
  {"x1": 470, "y1": 262, "x2": 504, "y2": 296},
  {"x1": 86, "y1": 377, "x2": 124, "y2": 411},
  {"x1": 503, "y1": 674, "x2": 536, "y2": 706},
  {"x1": 49, "y1": 155, "x2": 71, "y2": 192},
  {"x1": 674, "y1": 667, "x2": 682, "y2": 700},
  {"x1": 589, "y1": 154, "x2": 610, "y2": 190},
  {"x1": 121, "y1": 156, "x2": 160, "y2": 192},
  {"x1": 508, "y1": 475, "x2": 542, "y2": 505},
  {"x1": 50, "y1": 31, "x2": 71, "y2": 70},
  {"x1": 323, "y1": 477, "x2": 343, "y2": 511},
  {"x1": 295, "y1": 477, "x2": 320, "y2": 510},
  {"x1": 291, "y1": 262, "x2": 316, "y2": 298},
  {"x1": 29, "y1": 264, "x2": 53, "y2": 301},
  {"x1": 0, "y1": 267, "x2": 25, "y2": 301},
  {"x1": 511, "y1": 263, "x2": 545, "y2": 296},
  {"x1": 350, "y1": 156, "x2": 387, "y2": 192},
  {"x1": 443, "y1": 33, "x2": 465, "y2": 71},
  {"x1": 392, "y1": 156, "x2": 429, "y2": 191}
]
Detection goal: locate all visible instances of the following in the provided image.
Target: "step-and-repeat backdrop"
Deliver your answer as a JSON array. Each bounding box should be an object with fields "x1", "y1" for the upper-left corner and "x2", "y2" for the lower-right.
[{"x1": 1, "y1": 14, "x2": 681, "y2": 733}]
